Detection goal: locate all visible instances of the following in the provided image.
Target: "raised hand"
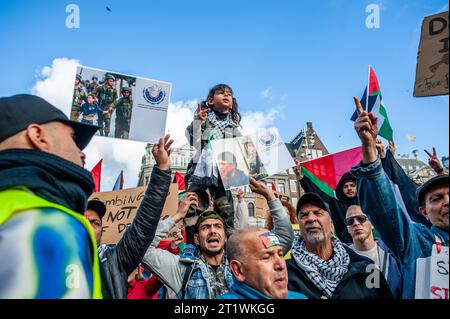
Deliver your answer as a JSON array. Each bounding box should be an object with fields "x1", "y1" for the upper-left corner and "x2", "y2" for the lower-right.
[
  {"x1": 387, "y1": 140, "x2": 397, "y2": 156},
  {"x1": 152, "y1": 134, "x2": 174, "y2": 171},
  {"x1": 170, "y1": 227, "x2": 185, "y2": 249},
  {"x1": 173, "y1": 192, "x2": 199, "y2": 223},
  {"x1": 249, "y1": 177, "x2": 276, "y2": 201},
  {"x1": 353, "y1": 97, "x2": 378, "y2": 164},
  {"x1": 375, "y1": 139, "x2": 386, "y2": 158},
  {"x1": 195, "y1": 104, "x2": 209, "y2": 122},
  {"x1": 424, "y1": 147, "x2": 443, "y2": 173},
  {"x1": 293, "y1": 159, "x2": 303, "y2": 180}
]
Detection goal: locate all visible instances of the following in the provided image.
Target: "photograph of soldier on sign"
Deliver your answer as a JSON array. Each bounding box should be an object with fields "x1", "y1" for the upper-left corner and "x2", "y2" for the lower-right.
[{"x1": 70, "y1": 66, "x2": 136, "y2": 139}]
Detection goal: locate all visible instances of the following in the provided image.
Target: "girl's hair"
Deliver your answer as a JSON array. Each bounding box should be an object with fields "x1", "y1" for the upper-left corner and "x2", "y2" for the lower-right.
[{"x1": 202, "y1": 84, "x2": 241, "y2": 124}]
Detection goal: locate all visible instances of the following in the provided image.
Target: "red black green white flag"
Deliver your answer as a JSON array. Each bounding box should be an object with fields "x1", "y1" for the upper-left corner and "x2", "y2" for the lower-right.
[
  {"x1": 300, "y1": 147, "x2": 362, "y2": 197},
  {"x1": 351, "y1": 66, "x2": 394, "y2": 141}
]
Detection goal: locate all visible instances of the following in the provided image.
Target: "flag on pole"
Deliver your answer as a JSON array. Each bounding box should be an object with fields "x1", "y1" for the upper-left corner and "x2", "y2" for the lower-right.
[
  {"x1": 173, "y1": 171, "x2": 186, "y2": 200},
  {"x1": 90, "y1": 159, "x2": 102, "y2": 192},
  {"x1": 351, "y1": 66, "x2": 394, "y2": 141},
  {"x1": 271, "y1": 183, "x2": 277, "y2": 191},
  {"x1": 300, "y1": 147, "x2": 363, "y2": 197},
  {"x1": 112, "y1": 170, "x2": 124, "y2": 191},
  {"x1": 407, "y1": 135, "x2": 417, "y2": 142}
]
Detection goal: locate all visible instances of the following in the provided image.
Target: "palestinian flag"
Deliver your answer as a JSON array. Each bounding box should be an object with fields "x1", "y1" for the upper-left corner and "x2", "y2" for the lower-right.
[
  {"x1": 173, "y1": 171, "x2": 186, "y2": 200},
  {"x1": 301, "y1": 147, "x2": 363, "y2": 197},
  {"x1": 351, "y1": 66, "x2": 394, "y2": 141},
  {"x1": 112, "y1": 170, "x2": 124, "y2": 191}
]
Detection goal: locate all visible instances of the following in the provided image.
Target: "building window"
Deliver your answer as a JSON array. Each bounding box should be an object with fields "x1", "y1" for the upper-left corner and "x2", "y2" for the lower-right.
[
  {"x1": 248, "y1": 202, "x2": 255, "y2": 217},
  {"x1": 278, "y1": 183, "x2": 285, "y2": 194},
  {"x1": 145, "y1": 176, "x2": 149, "y2": 185},
  {"x1": 317, "y1": 150, "x2": 323, "y2": 157},
  {"x1": 290, "y1": 180, "x2": 298, "y2": 192}
]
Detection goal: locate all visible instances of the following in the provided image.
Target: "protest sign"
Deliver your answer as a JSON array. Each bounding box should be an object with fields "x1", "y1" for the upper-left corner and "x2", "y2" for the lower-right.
[
  {"x1": 415, "y1": 245, "x2": 449, "y2": 299},
  {"x1": 89, "y1": 184, "x2": 179, "y2": 244},
  {"x1": 70, "y1": 65, "x2": 171, "y2": 143},
  {"x1": 414, "y1": 11, "x2": 449, "y2": 97},
  {"x1": 210, "y1": 128, "x2": 295, "y2": 190}
]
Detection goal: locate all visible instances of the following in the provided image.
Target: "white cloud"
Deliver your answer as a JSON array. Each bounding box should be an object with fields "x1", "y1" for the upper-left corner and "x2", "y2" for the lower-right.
[
  {"x1": 166, "y1": 99, "x2": 198, "y2": 148},
  {"x1": 31, "y1": 58, "x2": 283, "y2": 190},
  {"x1": 261, "y1": 87, "x2": 272, "y2": 99}
]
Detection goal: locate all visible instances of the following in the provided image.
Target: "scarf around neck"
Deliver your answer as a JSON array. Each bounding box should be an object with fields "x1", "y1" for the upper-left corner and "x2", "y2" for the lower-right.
[
  {"x1": 0, "y1": 148, "x2": 95, "y2": 214},
  {"x1": 291, "y1": 236, "x2": 350, "y2": 298},
  {"x1": 207, "y1": 110, "x2": 233, "y2": 140}
]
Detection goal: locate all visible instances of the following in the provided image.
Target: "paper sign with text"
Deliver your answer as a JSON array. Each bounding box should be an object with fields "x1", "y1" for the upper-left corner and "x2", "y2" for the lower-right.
[{"x1": 89, "y1": 184, "x2": 179, "y2": 244}]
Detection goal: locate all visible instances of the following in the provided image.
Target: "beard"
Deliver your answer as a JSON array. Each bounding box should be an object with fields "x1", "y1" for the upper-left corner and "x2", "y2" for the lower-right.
[{"x1": 305, "y1": 230, "x2": 326, "y2": 244}]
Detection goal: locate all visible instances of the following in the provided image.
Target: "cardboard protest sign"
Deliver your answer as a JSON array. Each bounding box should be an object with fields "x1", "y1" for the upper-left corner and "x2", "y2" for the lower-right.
[
  {"x1": 414, "y1": 11, "x2": 449, "y2": 97},
  {"x1": 70, "y1": 66, "x2": 171, "y2": 143},
  {"x1": 254, "y1": 192, "x2": 291, "y2": 219},
  {"x1": 89, "y1": 184, "x2": 178, "y2": 244},
  {"x1": 415, "y1": 245, "x2": 449, "y2": 299},
  {"x1": 210, "y1": 128, "x2": 295, "y2": 190}
]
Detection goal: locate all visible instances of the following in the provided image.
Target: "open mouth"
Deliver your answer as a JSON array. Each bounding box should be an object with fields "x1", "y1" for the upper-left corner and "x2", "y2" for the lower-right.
[{"x1": 207, "y1": 238, "x2": 220, "y2": 244}]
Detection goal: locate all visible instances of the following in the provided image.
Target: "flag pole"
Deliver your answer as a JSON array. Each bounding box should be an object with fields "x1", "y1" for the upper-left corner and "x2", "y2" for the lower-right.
[{"x1": 366, "y1": 64, "x2": 371, "y2": 112}]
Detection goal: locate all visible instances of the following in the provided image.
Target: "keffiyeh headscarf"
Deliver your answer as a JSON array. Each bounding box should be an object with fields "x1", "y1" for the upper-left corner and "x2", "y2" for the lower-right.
[{"x1": 291, "y1": 236, "x2": 350, "y2": 298}]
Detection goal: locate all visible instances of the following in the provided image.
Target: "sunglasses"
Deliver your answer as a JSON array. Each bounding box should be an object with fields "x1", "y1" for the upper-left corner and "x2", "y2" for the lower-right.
[{"x1": 345, "y1": 215, "x2": 368, "y2": 226}]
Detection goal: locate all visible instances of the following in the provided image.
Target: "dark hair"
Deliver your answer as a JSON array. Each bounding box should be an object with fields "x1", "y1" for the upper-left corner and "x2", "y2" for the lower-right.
[
  {"x1": 217, "y1": 151, "x2": 237, "y2": 166},
  {"x1": 203, "y1": 84, "x2": 241, "y2": 124}
]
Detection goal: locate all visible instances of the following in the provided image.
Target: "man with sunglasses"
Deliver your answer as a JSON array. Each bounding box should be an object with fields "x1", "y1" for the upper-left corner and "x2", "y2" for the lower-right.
[
  {"x1": 286, "y1": 192, "x2": 393, "y2": 299},
  {"x1": 345, "y1": 205, "x2": 402, "y2": 299}
]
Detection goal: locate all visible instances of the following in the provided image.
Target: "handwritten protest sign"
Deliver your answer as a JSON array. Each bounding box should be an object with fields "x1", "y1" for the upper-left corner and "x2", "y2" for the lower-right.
[
  {"x1": 415, "y1": 245, "x2": 449, "y2": 299},
  {"x1": 414, "y1": 11, "x2": 449, "y2": 97},
  {"x1": 89, "y1": 184, "x2": 178, "y2": 244}
]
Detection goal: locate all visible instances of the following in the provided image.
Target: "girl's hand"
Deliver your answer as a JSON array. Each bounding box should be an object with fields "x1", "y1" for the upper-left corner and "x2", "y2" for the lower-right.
[{"x1": 195, "y1": 104, "x2": 209, "y2": 122}]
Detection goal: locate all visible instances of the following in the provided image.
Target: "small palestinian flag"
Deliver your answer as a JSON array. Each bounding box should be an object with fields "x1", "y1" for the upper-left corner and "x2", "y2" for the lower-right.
[{"x1": 351, "y1": 66, "x2": 394, "y2": 141}]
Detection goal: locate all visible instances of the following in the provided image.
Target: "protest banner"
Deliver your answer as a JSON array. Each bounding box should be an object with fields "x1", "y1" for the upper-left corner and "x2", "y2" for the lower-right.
[
  {"x1": 89, "y1": 184, "x2": 179, "y2": 244},
  {"x1": 210, "y1": 128, "x2": 295, "y2": 190},
  {"x1": 414, "y1": 11, "x2": 449, "y2": 97},
  {"x1": 415, "y1": 245, "x2": 449, "y2": 299},
  {"x1": 70, "y1": 65, "x2": 171, "y2": 143}
]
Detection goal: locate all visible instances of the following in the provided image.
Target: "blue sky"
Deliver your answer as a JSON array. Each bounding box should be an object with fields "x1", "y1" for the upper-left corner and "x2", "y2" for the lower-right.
[{"x1": 0, "y1": 0, "x2": 448, "y2": 188}]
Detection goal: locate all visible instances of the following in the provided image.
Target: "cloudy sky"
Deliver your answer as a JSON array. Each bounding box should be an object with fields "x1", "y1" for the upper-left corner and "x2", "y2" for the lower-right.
[{"x1": 0, "y1": 0, "x2": 448, "y2": 190}]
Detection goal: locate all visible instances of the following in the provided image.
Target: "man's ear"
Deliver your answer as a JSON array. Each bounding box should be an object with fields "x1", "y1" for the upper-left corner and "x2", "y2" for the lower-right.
[
  {"x1": 419, "y1": 206, "x2": 428, "y2": 220},
  {"x1": 194, "y1": 233, "x2": 200, "y2": 246},
  {"x1": 26, "y1": 124, "x2": 51, "y2": 152},
  {"x1": 230, "y1": 260, "x2": 245, "y2": 282}
]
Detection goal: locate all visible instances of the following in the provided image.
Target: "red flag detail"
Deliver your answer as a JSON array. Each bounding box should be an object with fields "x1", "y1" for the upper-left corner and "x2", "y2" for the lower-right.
[{"x1": 90, "y1": 159, "x2": 102, "y2": 192}]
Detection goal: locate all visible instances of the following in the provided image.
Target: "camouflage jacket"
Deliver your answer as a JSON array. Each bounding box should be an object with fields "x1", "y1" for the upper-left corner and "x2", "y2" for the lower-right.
[{"x1": 115, "y1": 97, "x2": 133, "y2": 121}]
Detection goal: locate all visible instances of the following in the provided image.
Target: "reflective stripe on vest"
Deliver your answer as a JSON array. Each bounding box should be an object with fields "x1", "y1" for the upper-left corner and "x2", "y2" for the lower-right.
[{"x1": 0, "y1": 188, "x2": 103, "y2": 299}]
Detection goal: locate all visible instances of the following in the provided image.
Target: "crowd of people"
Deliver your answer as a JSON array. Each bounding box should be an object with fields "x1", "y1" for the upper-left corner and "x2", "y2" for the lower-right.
[{"x1": 0, "y1": 83, "x2": 448, "y2": 299}]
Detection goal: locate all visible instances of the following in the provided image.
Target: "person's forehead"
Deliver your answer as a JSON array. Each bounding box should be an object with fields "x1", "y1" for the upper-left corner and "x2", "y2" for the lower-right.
[
  {"x1": 425, "y1": 184, "x2": 449, "y2": 199},
  {"x1": 199, "y1": 219, "x2": 224, "y2": 228},
  {"x1": 343, "y1": 180, "x2": 356, "y2": 186},
  {"x1": 300, "y1": 202, "x2": 321, "y2": 212},
  {"x1": 346, "y1": 208, "x2": 365, "y2": 218},
  {"x1": 85, "y1": 208, "x2": 101, "y2": 220}
]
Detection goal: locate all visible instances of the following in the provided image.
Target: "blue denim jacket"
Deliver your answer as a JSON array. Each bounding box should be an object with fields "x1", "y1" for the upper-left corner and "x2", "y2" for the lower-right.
[
  {"x1": 351, "y1": 159, "x2": 448, "y2": 299},
  {"x1": 180, "y1": 257, "x2": 234, "y2": 299}
]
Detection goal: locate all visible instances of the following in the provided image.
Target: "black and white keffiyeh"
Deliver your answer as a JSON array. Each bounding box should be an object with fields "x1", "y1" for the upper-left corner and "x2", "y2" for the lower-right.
[
  {"x1": 291, "y1": 236, "x2": 350, "y2": 298},
  {"x1": 207, "y1": 110, "x2": 233, "y2": 140}
]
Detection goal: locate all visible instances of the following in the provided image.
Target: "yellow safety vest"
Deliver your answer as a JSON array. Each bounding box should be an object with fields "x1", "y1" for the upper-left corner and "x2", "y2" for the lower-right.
[{"x1": 0, "y1": 188, "x2": 103, "y2": 299}]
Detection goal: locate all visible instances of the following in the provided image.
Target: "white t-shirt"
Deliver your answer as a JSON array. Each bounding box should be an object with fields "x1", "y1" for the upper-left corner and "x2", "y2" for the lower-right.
[{"x1": 351, "y1": 244, "x2": 380, "y2": 267}]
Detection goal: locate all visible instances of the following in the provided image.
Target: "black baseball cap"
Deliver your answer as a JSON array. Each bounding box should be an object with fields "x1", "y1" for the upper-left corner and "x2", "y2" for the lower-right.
[
  {"x1": 87, "y1": 199, "x2": 106, "y2": 220},
  {"x1": 0, "y1": 94, "x2": 99, "y2": 150},
  {"x1": 297, "y1": 192, "x2": 331, "y2": 216},
  {"x1": 416, "y1": 175, "x2": 449, "y2": 207},
  {"x1": 195, "y1": 210, "x2": 225, "y2": 232}
]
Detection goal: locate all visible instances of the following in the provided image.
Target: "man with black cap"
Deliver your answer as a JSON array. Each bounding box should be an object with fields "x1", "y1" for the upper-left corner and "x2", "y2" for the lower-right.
[
  {"x1": 294, "y1": 160, "x2": 355, "y2": 243},
  {"x1": 142, "y1": 178, "x2": 295, "y2": 299},
  {"x1": 0, "y1": 94, "x2": 101, "y2": 298},
  {"x1": 85, "y1": 199, "x2": 106, "y2": 245},
  {"x1": 286, "y1": 192, "x2": 392, "y2": 299},
  {"x1": 351, "y1": 97, "x2": 449, "y2": 299}
]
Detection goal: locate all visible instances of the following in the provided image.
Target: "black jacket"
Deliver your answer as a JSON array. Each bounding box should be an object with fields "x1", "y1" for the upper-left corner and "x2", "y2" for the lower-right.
[
  {"x1": 99, "y1": 166, "x2": 171, "y2": 299},
  {"x1": 287, "y1": 244, "x2": 393, "y2": 299},
  {"x1": 300, "y1": 173, "x2": 356, "y2": 243}
]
